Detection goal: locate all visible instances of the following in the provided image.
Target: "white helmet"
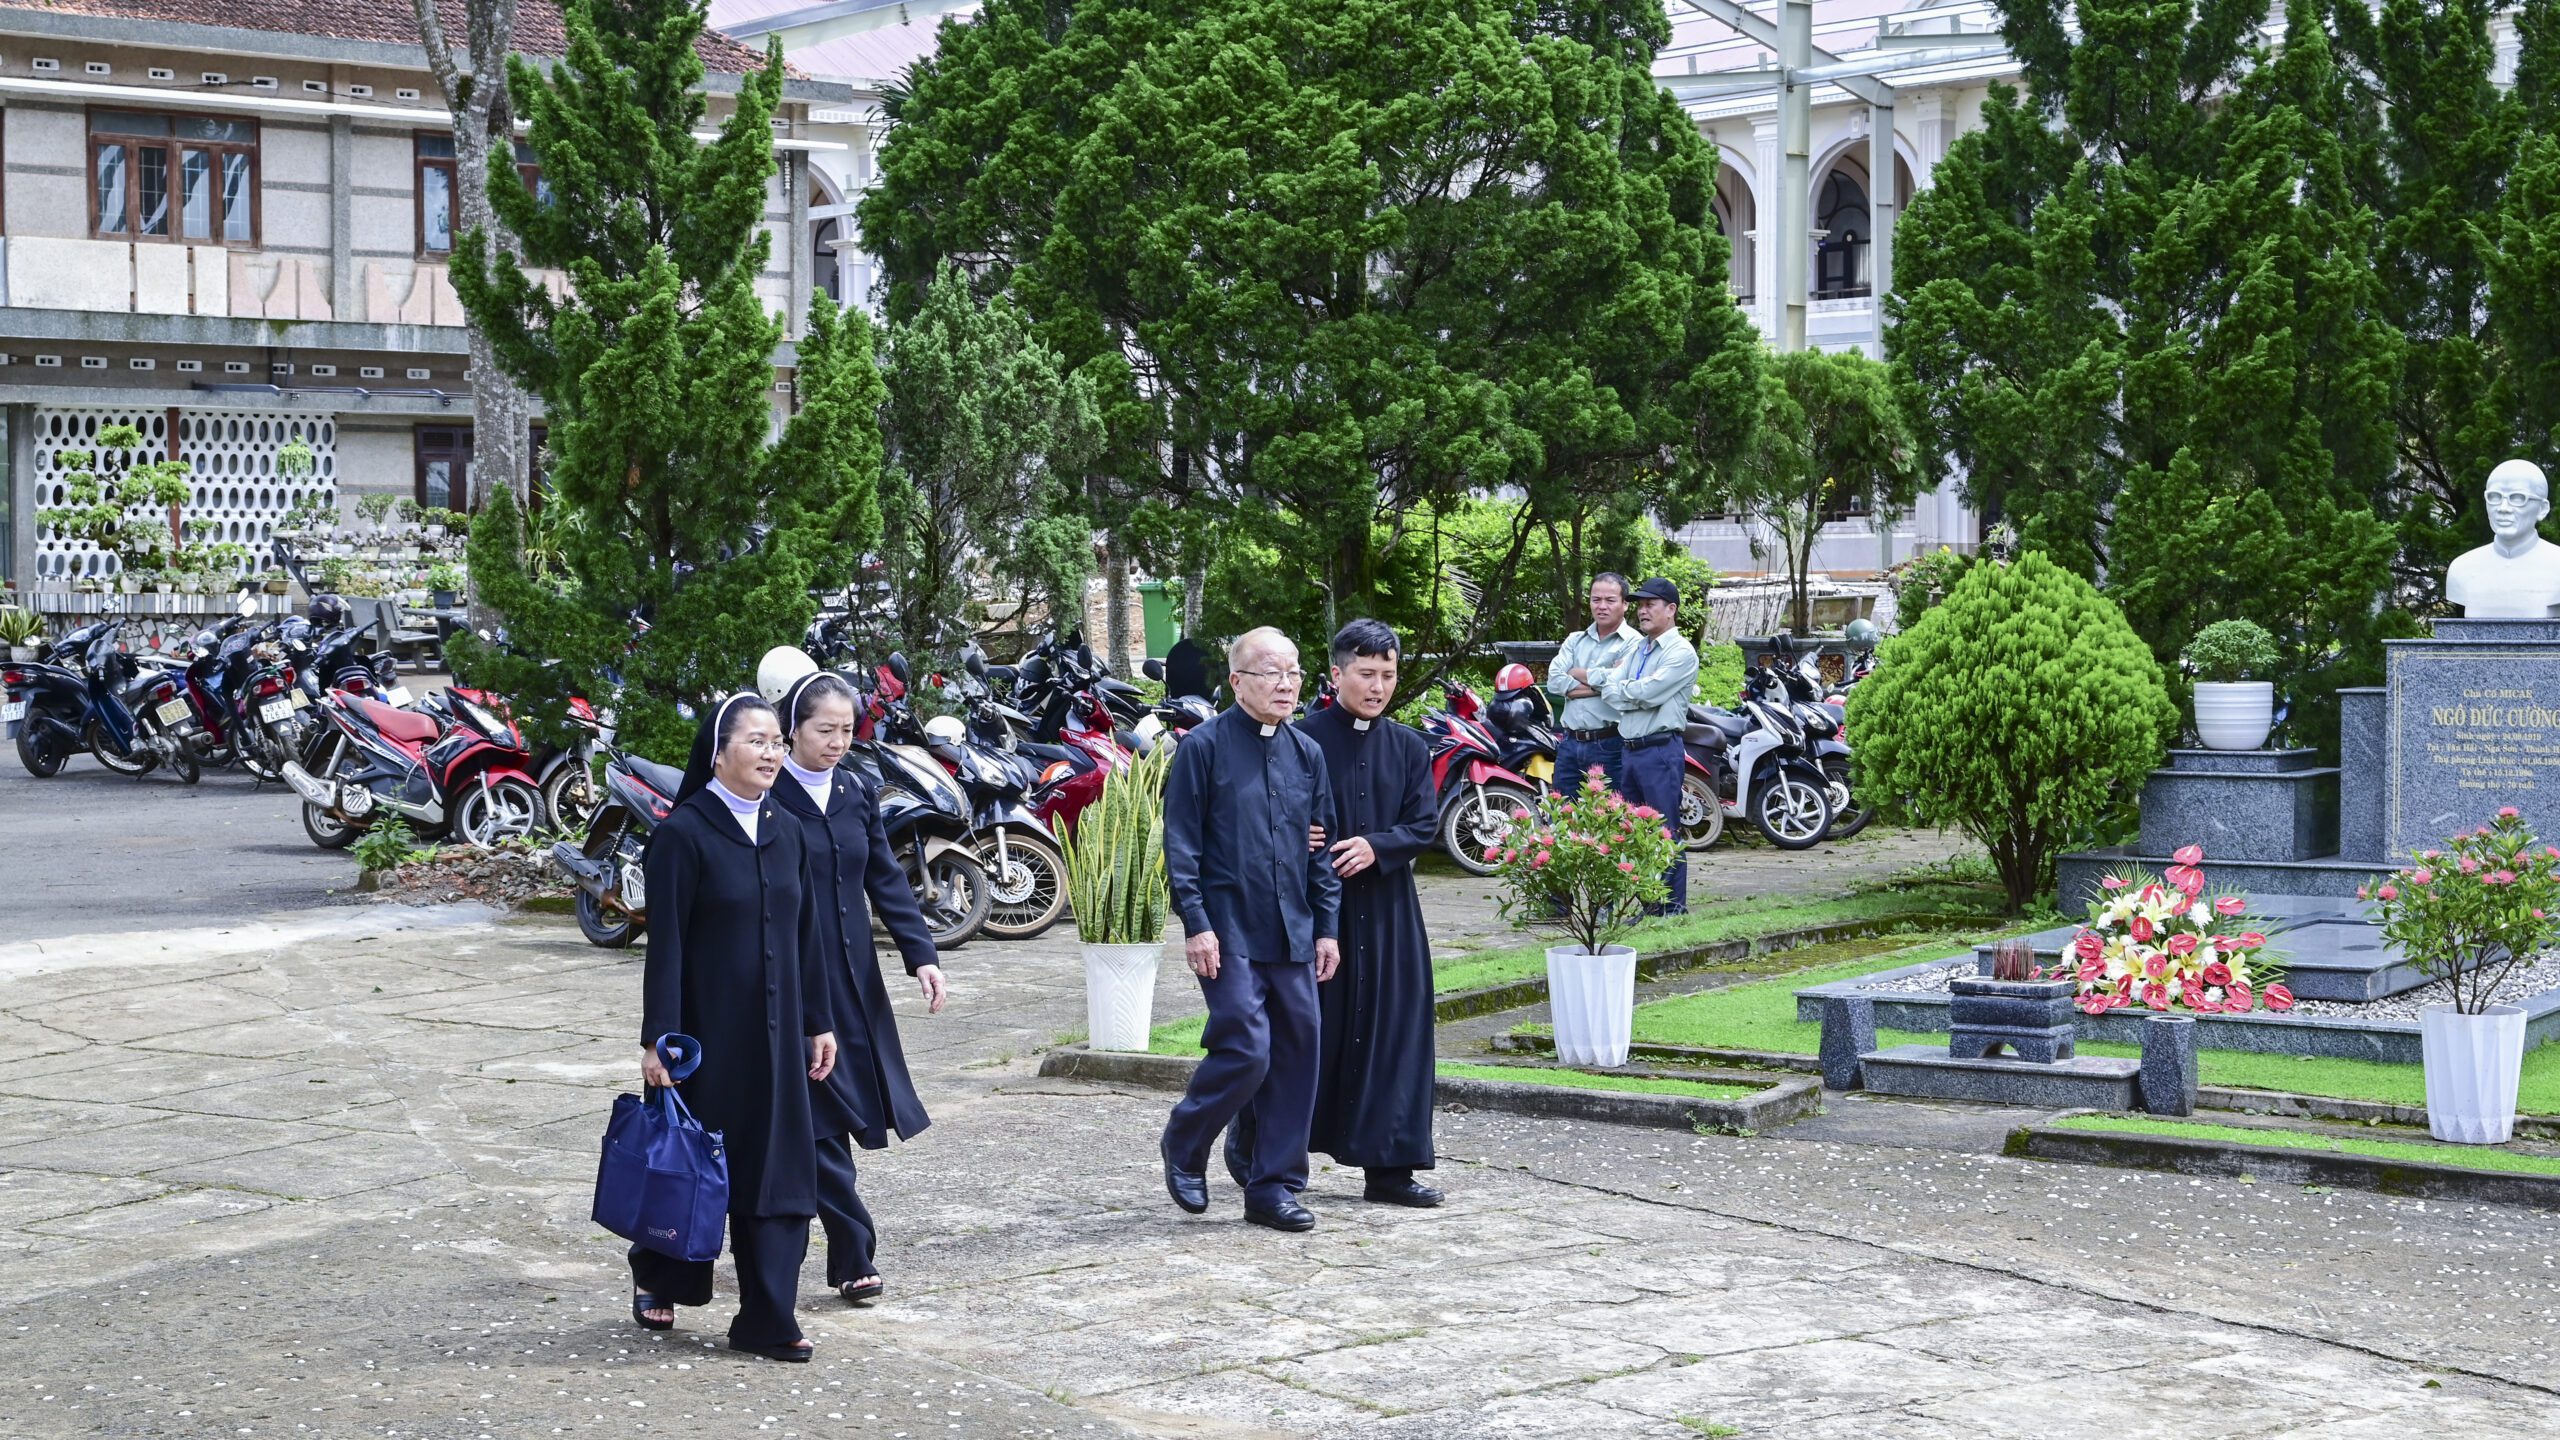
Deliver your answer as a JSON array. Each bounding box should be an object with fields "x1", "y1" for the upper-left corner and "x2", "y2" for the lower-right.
[
  {"x1": 756, "y1": 645, "x2": 820, "y2": 704},
  {"x1": 922, "y1": 714, "x2": 967, "y2": 745}
]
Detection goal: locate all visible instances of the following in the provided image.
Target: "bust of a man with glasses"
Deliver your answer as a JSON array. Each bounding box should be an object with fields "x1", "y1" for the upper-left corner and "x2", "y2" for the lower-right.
[{"x1": 2448, "y1": 460, "x2": 2560, "y2": 619}]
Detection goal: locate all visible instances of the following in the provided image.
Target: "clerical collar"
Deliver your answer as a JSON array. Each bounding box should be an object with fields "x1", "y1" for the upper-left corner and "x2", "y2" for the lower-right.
[
  {"x1": 779, "y1": 756, "x2": 832, "y2": 788},
  {"x1": 707, "y1": 778, "x2": 763, "y2": 815},
  {"x1": 1352, "y1": 716, "x2": 1372, "y2": 731},
  {"x1": 1258, "y1": 722, "x2": 1277, "y2": 737}
]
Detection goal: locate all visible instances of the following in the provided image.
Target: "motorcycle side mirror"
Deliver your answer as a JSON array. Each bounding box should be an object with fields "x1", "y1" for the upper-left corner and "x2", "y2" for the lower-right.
[
  {"x1": 1142, "y1": 658, "x2": 1166, "y2": 681},
  {"x1": 886, "y1": 652, "x2": 912, "y2": 684},
  {"x1": 965, "y1": 650, "x2": 987, "y2": 679}
]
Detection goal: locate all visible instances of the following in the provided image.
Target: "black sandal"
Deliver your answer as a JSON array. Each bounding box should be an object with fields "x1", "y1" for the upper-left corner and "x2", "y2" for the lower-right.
[
  {"x1": 631, "y1": 1291, "x2": 675, "y2": 1331},
  {"x1": 840, "y1": 1275, "x2": 884, "y2": 1304},
  {"x1": 729, "y1": 1339, "x2": 813, "y2": 1363}
]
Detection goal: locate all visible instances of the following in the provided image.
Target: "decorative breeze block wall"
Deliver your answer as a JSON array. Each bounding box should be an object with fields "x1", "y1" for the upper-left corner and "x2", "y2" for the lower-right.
[{"x1": 31, "y1": 406, "x2": 338, "y2": 581}]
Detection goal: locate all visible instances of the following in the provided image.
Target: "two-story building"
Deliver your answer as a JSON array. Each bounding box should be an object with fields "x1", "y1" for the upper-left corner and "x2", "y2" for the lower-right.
[{"x1": 0, "y1": 0, "x2": 865, "y2": 592}]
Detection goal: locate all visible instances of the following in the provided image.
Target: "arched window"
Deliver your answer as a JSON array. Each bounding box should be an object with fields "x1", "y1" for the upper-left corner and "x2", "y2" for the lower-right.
[{"x1": 1814, "y1": 169, "x2": 1871, "y2": 298}]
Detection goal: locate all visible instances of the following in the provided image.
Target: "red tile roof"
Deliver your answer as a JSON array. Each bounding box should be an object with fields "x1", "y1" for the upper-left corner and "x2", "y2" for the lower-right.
[{"x1": 10, "y1": 0, "x2": 781, "y2": 78}]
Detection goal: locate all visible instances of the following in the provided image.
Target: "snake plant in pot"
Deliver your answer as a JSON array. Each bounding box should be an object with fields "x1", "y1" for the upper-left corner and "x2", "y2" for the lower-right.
[{"x1": 1057, "y1": 745, "x2": 1174, "y2": 1051}]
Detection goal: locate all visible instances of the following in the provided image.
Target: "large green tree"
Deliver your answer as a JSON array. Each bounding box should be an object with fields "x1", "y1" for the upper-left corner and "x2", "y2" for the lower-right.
[
  {"x1": 877, "y1": 263, "x2": 1100, "y2": 663},
  {"x1": 862, "y1": 0, "x2": 1759, "y2": 662},
  {"x1": 1892, "y1": 0, "x2": 2403, "y2": 754},
  {"x1": 2488, "y1": 2, "x2": 2560, "y2": 464},
  {"x1": 1712, "y1": 349, "x2": 1920, "y2": 636},
  {"x1": 448, "y1": 0, "x2": 883, "y2": 758}
]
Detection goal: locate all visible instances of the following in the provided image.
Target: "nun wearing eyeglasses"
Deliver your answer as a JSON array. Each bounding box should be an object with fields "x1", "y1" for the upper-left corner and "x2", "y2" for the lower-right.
[
  {"x1": 771, "y1": 668, "x2": 946, "y2": 1307},
  {"x1": 630, "y1": 692, "x2": 839, "y2": 1363}
]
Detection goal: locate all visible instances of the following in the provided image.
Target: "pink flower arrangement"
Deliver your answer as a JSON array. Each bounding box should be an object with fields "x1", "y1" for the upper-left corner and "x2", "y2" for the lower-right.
[
  {"x1": 2068, "y1": 846, "x2": 2290, "y2": 1015},
  {"x1": 1491, "y1": 779, "x2": 1680, "y2": 957},
  {"x1": 2368, "y1": 810, "x2": 2560, "y2": 1015}
]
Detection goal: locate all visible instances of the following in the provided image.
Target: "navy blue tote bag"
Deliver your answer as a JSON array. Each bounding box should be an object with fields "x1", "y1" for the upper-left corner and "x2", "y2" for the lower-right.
[{"x1": 594, "y1": 1034, "x2": 730, "y2": 1263}]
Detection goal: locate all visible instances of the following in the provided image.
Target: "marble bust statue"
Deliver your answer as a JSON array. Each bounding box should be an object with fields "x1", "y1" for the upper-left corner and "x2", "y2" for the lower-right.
[{"x1": 2447, "y1": 459, "x2": 2560, "y2": 618}]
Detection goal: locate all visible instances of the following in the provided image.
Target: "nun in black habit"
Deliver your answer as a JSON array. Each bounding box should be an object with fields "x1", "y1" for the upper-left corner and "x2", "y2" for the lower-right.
[
  {"x1": 1297, "y1": 620, "x2": 1444, "y2": 1205},
  {"x1": 772, "y1": 670, "x2": 945, "y2": 1305},
  {"x1": 631, "y1": 693, "x2": 839, "y2": 1362}
]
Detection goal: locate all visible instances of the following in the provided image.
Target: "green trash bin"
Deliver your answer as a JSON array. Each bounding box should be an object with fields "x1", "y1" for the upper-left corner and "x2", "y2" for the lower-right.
[{"x1": 1136, "y1": 579, "x2": 1180, "y2": 659}]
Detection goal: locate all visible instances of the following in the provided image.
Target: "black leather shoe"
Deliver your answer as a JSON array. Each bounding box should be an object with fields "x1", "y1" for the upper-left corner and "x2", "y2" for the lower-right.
[
  {"x1": 1161, "y1": 1136, "x2": 1209, "y2": 1215},
  {"x1": 1243, "y1": 1197, "x2": 1316, "y2": 1232},
  {"x1": 1363, "y1": 1176, "x2": 1445, "y2": 1208}
]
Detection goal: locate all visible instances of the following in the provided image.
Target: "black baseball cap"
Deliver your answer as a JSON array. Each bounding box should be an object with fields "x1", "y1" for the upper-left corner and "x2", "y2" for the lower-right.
[{"x1": 1630, "y1": 577, "x2": 1680, "y2": 605}]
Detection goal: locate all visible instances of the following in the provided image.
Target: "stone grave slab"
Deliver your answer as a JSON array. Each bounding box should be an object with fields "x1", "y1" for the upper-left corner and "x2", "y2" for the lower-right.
[
  {"x1": 2267, "y1": 920, "x2": 2431, "y2": 1001},
  {"x1": 1855, "y1": 1047, "x2": 2138, "y2": 1111},
  {"x1": 2386, "y1": 633, "x2": 2560, "y2": 858}
]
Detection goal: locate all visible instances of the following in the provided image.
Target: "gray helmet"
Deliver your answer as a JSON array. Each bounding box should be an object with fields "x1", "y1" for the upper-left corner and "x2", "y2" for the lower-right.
[{"x1": 1846, "y1": 618, "x2": 1881, "y2": 647}]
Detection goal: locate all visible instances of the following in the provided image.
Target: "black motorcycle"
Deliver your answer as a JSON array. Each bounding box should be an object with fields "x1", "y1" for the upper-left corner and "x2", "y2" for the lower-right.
[{"x1": 547, "y1": 743, "x2": 684, "y2": 949}]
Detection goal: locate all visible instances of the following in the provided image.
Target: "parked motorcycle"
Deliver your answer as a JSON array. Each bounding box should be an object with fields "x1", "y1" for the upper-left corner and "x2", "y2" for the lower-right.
[
  {"x1": 849, "y1": 654, "x2": 997, "y2": 948},
  {"x1": 1744, "y1": 638, "x2": 1870, "y2": 839},
  {"x1": 1420, "y1": 678, "x2": 1541, "y2": 876},
  {"x1": 919, "y1": 709, "x2": 1071, "y2": 941},
  {"x1": 549, "y1": 742, "x2": 684, "y2": 948},
  {"x1": 282, "y1": 685, "x2": 545, "y2": 849},
  {"x1": 1678, "y1": 692, "x2": 1834, "y2": 851},
  {"x1": 4, "y1": 619, "x2": 203, "y2": 781},
  {"x1": 1482, "y1": 663, "x2": 1560, "y2": 797}
]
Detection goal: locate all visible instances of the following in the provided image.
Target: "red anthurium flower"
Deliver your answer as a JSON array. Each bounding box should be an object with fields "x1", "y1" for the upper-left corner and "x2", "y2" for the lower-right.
[
  {"x1": 2213, "y1": 895, "x2": 2245, "y2": 916},
  {"x1": 2143, "y1": 954, "x2": 2168, "y2": 980},
  {"x1": 2238, "y1": 932, "x2": 2267, "y2": 949},
  {"x1": 2074, "y1": 933, "x2": 2103, "y2": 962},
  {"x1": 2130, "y1": 916, "x2": 2155, "y2": 943},
  {"x1": 2263, "y1": 984, "x2": 2294, "y2": 1011},
  {"x1": 2142, "y1": 982, "x2": 2170, "y2": 1010},
  {"x1": 2166, "y1": 934, "x2": 2200, "y2": 956},
  {"x1": 2077, "y1": 958, "x2": 2104, "y2": 981},
  {"x1": 2101, "y1": 875, "x2": 2127, "y2": 890},
  {"x1": 2202, "y1": 960, "x2": 2233, "y2": 987},
  {"x1": 2173, "y1": 844, "x2": 2204, "y2": 865},
  {"x1": 2226, "y1": 981, "x2": 2253, "y2": 1010}
]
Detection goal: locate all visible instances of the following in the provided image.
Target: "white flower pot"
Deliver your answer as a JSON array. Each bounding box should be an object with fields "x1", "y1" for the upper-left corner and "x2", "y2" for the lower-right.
[
  {"x1": 1082, "y1": 942, "x2": 1165, "y2": 1052},
  {"x1": 2192, "y1": 681, "x2": 2275, "y2": 751},
  {"x1": 7, "y1": 646, "x2": 33, "y2": 662},
  {"x1": 2420, "y1": 1003, "x2": 2526, "y2": 1144},
  {"x1": 1547, "y1": 944, "x2": 1638, "y2": 1066}
]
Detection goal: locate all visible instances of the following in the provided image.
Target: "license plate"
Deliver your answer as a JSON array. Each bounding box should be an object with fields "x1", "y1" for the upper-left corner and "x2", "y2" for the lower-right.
[
  {"x1": 289, "y1": 690, "x2": 310, "y2": 710},
  {"x1": 1, "y1": 701, "x2": 24, "y2": 725},
  {"x1": 387, "y1": 685, "x2": 414, "y2": 707},
  {"x1": 156, "y1": 699, "x2": 192, "y2": 726},
  {"x1": 259, "y1": 699, "x2": 293, "y2": 723},
  {"x1": 1526, "y1": 755, "x2": 1555, "y2": 781}
]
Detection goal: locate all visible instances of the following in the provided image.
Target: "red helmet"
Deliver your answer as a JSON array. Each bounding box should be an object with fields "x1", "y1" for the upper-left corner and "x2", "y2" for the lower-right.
[{"x1": 1495, "y1": 662, "x2": 1535, "y2": 693}]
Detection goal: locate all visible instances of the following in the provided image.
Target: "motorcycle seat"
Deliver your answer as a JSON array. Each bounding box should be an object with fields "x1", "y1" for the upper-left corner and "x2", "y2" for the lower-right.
[
  {"x1": 357, "y1": 696, "x2": 442, "y2": 745},
  {"x1": 626, "y1": 754, "x2": 685, "y2": 799},
  {"x1": 1684, "y1": 707, "x2": 1753, "y2": 744}
]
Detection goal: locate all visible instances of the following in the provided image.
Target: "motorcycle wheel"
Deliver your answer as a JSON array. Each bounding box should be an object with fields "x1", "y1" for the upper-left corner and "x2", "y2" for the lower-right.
[
  {"x1": 1750, "y1": 768, "x2": 1834, "y2": 850},
  {"x1": 1438, "y1": 781, "x2": 1539, "y2": 877},
  {"x1": 303, "y1": 800, "x2": 361, "y2": 849},
  {"x1": 577, "y1": 887, "x2": 641, "y2": 949},
  {"x1": 909, "y1": 849, "x2": 994, "y2": 949},
  {"x1": 542, "y1": 757, "x2": 603, "y2": 835},
  {"x1": 86, "y1": 722, "x2": 154, "y2": 776},
  {"x1": 240, "y1": 731, "x2": 287, "y2": 784},
  {"x1": 1680, "y1": 772, "x2": 1727, "y2": 851},
  {"x1": 15, "y1": 728, "x2": 66, "y2": 778},
  {"x1": 164, "y1": 737, "x2": 200, "y2": 785},
  {"x1": 978, "y1": 831, "x2": 1070, "y2": 941},
  {"x1": 1821, "y1": 756, "x2": 1872, "y2": 840},
  {"x1": 454, "y1": 777, "x2": 545, "y2": 849}
]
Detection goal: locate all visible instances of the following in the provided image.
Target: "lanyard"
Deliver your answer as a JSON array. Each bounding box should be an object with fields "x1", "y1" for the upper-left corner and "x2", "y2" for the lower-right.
[{"x1": 1628, "y1": 640, "x2": 1656, "y2": 682}]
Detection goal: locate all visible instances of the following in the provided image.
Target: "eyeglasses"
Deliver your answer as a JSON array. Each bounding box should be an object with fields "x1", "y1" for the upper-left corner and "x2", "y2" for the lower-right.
[
  {"x1": 1238, "y1": 668, "x2": 1304, "y2": 686},
  {"x1": 727, "y1": 737, "x2": 789, "y2": 756}
]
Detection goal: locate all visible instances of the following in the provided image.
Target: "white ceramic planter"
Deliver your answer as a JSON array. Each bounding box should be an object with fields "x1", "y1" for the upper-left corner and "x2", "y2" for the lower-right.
[
  {"x1": 2192, "y1": 681, "x2": 2275, "y2": 751},
  {"x1": 1547, "y1": 944, "x2": 1638, "y2": 1066},
  {"x1": 2420, "y1": 1003, "x2": 2526, "y2": 1144},
  {"x1": 1082, "y1": 942, "x2": 1165, "y2": 1052}
]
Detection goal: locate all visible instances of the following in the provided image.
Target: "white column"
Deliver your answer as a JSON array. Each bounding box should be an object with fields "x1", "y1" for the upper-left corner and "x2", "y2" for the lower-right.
[
  {"x1": 1908, "y1": 91, "x2": 1951, "y2": 188},
  {"x1": 1752, "y1": 115, "x2": 1780, "y2": 338},
  {"x1": 1778, "y1": 0, "x2": 1813, "y2": 351},
  {"x1": 1868, "y1": 99, "x2": 1894, "y2": 361}
]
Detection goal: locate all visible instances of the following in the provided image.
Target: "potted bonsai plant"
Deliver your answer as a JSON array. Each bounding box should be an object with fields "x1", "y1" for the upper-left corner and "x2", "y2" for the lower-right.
[
  {"x1": 1057, "y1": 745, "x2": 1175, "y2": 1051},
  {"x1": 1492, "y1": 768, "x2": 1679, "y2": 1065},
  {"x1": 263, "y1": 566, "x2": 291, "y2": 596},
  {"x1": 2367, "y1": 809, "x2": 2560, "y2": 1143},
  {"x1": 425, "y1": 562, "x2": 466, "y2": 609},
  {"x1": 0, "y1": 605, "x2": 41, "y2": 662},
  {"x1": 2182, "y1": 619, "x2": 2281, "y2": 750}
]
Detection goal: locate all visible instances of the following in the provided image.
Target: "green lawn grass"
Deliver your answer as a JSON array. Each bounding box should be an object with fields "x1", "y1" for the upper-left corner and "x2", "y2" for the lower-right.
[
  {"x1": 1433, "y1": 1061, "x2": 1758, "y2": 1100},
  {"x1": 1431, "y1": 881, "x2": 2005, "y2": 995},
  {"x1": 1611, "y1": 945, "x2": 2560, "y2": 1117},
  {"x1": 2045, "y1": 1114, "x2": 2560, "y2": 1179}
]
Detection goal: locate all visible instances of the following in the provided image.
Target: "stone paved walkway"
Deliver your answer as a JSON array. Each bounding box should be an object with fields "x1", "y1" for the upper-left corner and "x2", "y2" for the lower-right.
[{"x1": 4, "y1": 829, "x2": 2557, "y2": 1438}]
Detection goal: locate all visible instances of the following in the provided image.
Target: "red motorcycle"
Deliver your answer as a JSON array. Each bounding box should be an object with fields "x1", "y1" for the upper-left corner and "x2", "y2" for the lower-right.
[
  {"x1": 1422, "y1": 679, "x2": 1541, "y2": 876},
  {"x1": 426, "y1": 686, "x2": 608, "y2": 832},
  {"x1": 282, "y1": 685, "x2": 545, "y2": 850}
]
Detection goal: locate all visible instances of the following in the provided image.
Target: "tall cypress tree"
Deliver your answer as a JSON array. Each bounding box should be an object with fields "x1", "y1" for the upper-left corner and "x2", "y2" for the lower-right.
[
  {"x1": 449, "y1": 0, "x2": 883, "y2": 758},
  {"x1": 2488, "y1": 1, "x2": 2560, "y2": 465}
]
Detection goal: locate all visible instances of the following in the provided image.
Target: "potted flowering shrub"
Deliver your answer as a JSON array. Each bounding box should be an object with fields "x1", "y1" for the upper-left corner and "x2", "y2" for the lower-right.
[
  {"x1": 2071, "y1": 845, "x2": 2294, "y2": 1016},
  {"x1": 1492, "y1": 770, "x2": 1679, "y2": 1065},
  {"x1": 1058, "y1": 745, "x2": 1174, "y2": 1051},
  {"x1": 2182, "y1": 619, "x2": 2281, "y2": 750},
  {"x1": 2367, "y1": 809, "x2": 2560, "y2": 1144}
]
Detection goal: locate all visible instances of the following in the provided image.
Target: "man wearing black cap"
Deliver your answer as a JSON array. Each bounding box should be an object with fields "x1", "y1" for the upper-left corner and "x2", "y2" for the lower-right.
[{"x1": 1589, "y1": 577, "x2": 1699, "y2": 914}]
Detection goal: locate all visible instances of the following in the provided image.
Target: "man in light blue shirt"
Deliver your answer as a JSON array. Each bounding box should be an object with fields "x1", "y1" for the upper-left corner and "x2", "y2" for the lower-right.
[
  {"x1": 1546, "y1": 573, "x2": 1638, "y2": 799},
  {"x1": 1589, "y1": 577, "x2": 1699, "y2": 913}
]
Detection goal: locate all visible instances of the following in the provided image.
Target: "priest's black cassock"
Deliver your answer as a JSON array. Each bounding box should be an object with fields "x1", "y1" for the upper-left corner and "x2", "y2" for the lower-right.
[{"x1": 1300, "y1": 703, "x2": 1439, "y2": 1176}]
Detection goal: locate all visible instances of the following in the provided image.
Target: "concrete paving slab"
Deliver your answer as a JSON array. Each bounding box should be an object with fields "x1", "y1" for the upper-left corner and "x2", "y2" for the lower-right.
[
  {"x1": 0, "y1": 1112, "x2": 343, "y2": 1175},
  {"x1": 144, "y1": 1130, "x2": 460, "y2": 1199},
  {"x1": 23, "y1": 1185, "x2": 276, "y2": 1239}
]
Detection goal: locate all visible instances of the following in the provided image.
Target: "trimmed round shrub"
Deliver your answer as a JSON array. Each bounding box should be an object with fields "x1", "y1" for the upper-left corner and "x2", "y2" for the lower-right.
[{"x1": 1846, "y1": 552, "x2": 2176, "y2": 912}]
